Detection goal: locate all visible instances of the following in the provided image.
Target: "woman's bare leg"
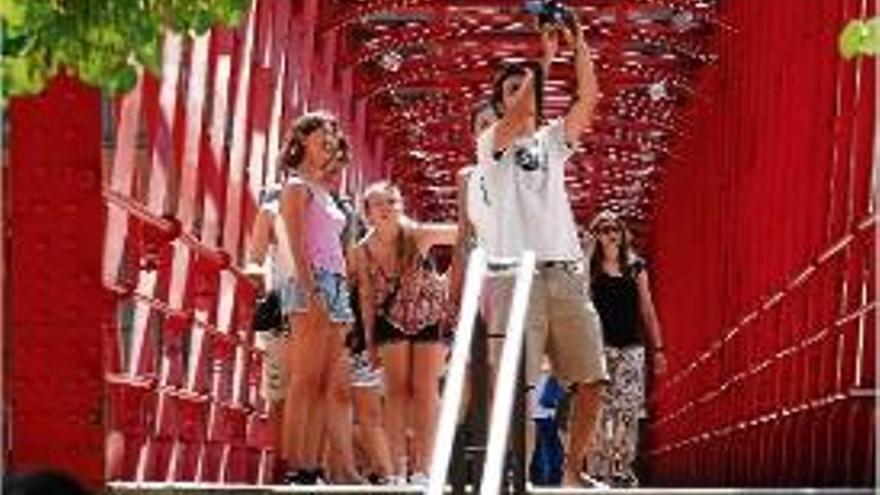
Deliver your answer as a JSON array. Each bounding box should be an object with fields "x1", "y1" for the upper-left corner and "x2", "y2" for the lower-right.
[
  {"x1": 283, "y1": 311, "x2": 330, "y2": 472},
  {"x1": 353, "y1": 386, "x2": 393, "y2": 479},
  {"x1": 380, "y1": 342, "x2": 412, "y2": 478},
  {"x1": 410, "y1": 342, "x2": 446, "y2": 475},
  {"x1": 323, "y1": 326, "x2": 363, "y2": 483}
]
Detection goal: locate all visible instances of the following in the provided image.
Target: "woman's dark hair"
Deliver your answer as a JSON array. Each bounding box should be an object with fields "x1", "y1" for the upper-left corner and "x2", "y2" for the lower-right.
[
  {"x1": 278, "y1": 111, "x2": 339, "y2": 173},
  {"x1": 588, "y1": 210, "x2": 640, "y2": 284},
  {"x1": 489, "y1": 61, "x2": 544, "y2": 127}
]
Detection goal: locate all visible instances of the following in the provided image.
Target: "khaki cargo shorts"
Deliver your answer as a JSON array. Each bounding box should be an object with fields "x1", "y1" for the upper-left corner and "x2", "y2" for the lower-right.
[{"x1": 487, "y1": 263, "x2": 609, "y2": 387}]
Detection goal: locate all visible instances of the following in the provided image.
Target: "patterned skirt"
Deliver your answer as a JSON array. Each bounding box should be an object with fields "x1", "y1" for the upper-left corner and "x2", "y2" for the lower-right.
[
  {"x1": 603, "y1": 345, "x2": 646, "y2": 419},
  {"x1": 589, "y1": 345, "x2": 646, "y2": 486}
]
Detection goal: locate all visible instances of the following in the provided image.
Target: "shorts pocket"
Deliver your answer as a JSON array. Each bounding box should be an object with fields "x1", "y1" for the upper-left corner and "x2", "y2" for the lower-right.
[{"x1": 555, "y1": 268, "x2": 590, "y2": 299}]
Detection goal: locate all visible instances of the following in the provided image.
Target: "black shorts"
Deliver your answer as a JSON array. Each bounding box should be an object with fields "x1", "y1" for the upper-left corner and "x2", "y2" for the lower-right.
[{"x1": 375, "y1": 315, "x2": 444, "y2": 346}]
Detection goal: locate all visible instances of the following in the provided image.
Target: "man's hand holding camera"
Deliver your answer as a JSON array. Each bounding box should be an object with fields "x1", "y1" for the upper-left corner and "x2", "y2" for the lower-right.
[{"x1": 534, "y1": 3, "x2": 597, "y2": 145}]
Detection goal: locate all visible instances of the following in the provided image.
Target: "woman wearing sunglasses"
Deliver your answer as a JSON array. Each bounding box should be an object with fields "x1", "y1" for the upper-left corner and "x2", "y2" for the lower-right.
[{"x1": 587, "y1": 210, "x2": 667, "y2": 487}]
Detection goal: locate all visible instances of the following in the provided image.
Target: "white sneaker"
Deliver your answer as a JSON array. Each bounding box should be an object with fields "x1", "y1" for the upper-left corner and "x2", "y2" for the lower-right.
[
  {"x1": 408, "y1": 472, "x2": 429, "y2": 486},
  {"x1": 578, "y1": 473, "x2": 610, "y2": 489},
  {"x1": 387, "y1": 475, "x2": 408, "y2": 485}
]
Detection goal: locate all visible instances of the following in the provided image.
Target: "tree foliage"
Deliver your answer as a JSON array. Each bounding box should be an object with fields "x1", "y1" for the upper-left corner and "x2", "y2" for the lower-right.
[
  {"x1": 839, "y1": 16, "x2": 880, "y2": 59},
  {"x1": 0, "y1": 0, "x2": 247, "y2": 101}
]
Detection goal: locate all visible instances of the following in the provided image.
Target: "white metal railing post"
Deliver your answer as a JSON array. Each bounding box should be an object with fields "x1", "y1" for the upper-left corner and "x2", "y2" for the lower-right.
[
  {"x1": 427, "y1": 248, "x2": 488, "y2": 495},
  {"x1": 479, "y1": 251, "x2": 537, "y2": 495}
]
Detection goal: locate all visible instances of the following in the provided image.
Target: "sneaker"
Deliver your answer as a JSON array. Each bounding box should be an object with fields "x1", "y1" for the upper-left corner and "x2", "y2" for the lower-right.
[
  {"x1": 577, "y1": 473, "x2": 610, "y2": 489},
  {"x1": 283, "y1": 469, "x2": 309, "y2": 484},
  {"x1": 387, "y1": 475, "x2": 408, "y2": 485},
  {"x1": 408, "y1": 472, "x2": 429, "y2": 486},
  {"x1": 312, "y1": 468, "x2": 328, "y2": 485},
  {"x1": 610, "y1": 473, "x2": 639, "y2": 488},
  {"x1": 366, "y1": 472, "x2": 385, "y2": 485}
]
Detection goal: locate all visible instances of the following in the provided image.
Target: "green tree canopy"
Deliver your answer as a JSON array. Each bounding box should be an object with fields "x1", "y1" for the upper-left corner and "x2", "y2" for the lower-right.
[{"x1": 0, "y1": 0, "x2": 247, "y2": 102}]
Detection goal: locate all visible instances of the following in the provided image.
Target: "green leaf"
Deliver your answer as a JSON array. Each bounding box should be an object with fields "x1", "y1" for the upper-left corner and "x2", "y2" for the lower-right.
[
  {"x1": 106, "y1": 65, "x2": 138, "y2": 93},
  {"x1": 192, "y1": 9, "x2": 214, "y2": 35},
  {"x1": 2, "y1": 32, "x2": 30, "y2": 56},
  {"x1": 221, "y1": 8, "x2": 244, "y2": 28},
  {"x1": 135, "y1": 36, "x2": 161, "y2": 75},
  {"x1": 0, "y1": 0, "x2": 25, "y2": 25},
  {"x1": 839, "y1": 19, "x2": 866, "y2": 59},
  {"x1": 216, "y1": 0, "x2": 246, "y2": 26},
  {"x1": 1, "y1": 0, "x2": 251, "y2": 100},
  {"x1": 863, "y1": 17, "x2": 880, "y2": 55},
  {"x1": 2, "y1": 54, "x2": 47, "y2": 95}
]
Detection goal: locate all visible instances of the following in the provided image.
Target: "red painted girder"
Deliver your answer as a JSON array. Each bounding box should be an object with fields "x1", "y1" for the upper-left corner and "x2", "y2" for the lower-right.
[
  {"x1": 343, "y1": 12, "x2": 696, "y2": 68},
  {"x1": 445, "y1": 0, "x2": 621, "y2": 7},
  {"x1": 202, "y1": 28, "x2": 236, "y2": 252},
  {"x1": 375, "y1": 100, "x2": 468, "y2": 132},
  {"x1": 355, "y1": 42, "x2": 685, "y2": 88},
  {"x1": 9, "y1": 74, "x2": 107, "y2": 490},
  {"x1": 383, "y1": 117, "x2": 671, "y2": 157},
  {"x1": 354, "y1": 63, "x2": 680, "y2": 102},
  {"x1": 377, "y1": 100, "x2": 680, "y2": 153},
  {"x1": 342, "y1": 23, "x2": 452, "y2": 67},
  {"x1": 343, "y1": 26, "x2": 707, "y2": 70},
  {"x1": 354, "y1": 59, "x2": 443, "y2": 99},
  {"x1": 318, "y1": 0, "x2": 436, "y2": 32}
]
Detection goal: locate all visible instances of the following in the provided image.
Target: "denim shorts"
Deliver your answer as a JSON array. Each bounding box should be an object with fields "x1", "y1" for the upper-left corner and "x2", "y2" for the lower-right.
[
  {"x1": 290, "y1": 268, "x2": 355, "y2": 324},
  {"x1": 277, "y1": 280, "x2": 299, "y2": 316}
]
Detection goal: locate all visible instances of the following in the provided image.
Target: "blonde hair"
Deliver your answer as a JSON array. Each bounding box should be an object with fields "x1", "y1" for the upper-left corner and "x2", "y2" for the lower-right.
[{"x1": 362, "y1": 181, "x2": 420, "y2": 269}]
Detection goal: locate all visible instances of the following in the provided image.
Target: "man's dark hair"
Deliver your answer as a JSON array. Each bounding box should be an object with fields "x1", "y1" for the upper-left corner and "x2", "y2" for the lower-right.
[{"x1": 489, "y1": 60, "x2": 544, "y2": 127}]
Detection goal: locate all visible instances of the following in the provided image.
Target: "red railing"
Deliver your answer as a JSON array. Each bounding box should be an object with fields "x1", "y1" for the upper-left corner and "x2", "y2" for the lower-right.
[
  {"x1": 646, "y1": 0, "x2": 876, "y2": 486},
  {"x1": 5, "y1": 0, "x2": 875, "y2": 490},
  {"x1": 98, "y1": 0, "x2": 378, "y2": 483},
  {"x1": 7, "y1": 0, "x2": 375, "y2": 487}
]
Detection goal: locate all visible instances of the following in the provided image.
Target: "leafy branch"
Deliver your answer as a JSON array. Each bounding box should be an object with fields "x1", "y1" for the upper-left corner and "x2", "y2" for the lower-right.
[
  {"x1": 0, "y1": 0, "x2": 247, "y2": 102},
  {"x1": 839, "y1": 16, "x2": 880, "y2": 59}
]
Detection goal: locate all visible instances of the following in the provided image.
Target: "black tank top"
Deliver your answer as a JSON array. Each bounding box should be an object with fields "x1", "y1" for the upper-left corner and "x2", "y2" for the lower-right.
[{"x1": 591, "y1": 259, "x2": 646, "y2": 348}]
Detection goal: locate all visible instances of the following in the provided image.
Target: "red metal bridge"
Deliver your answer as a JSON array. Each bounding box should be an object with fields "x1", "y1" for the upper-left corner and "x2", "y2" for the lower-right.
[{"x1": 3, "y1": 0, "x2": 876, "y2": 492}]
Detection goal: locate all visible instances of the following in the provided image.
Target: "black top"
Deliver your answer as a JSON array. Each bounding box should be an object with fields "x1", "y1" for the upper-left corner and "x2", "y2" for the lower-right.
[{"x1": 591, "y1": 259, "x2": 646, "y2": 348}]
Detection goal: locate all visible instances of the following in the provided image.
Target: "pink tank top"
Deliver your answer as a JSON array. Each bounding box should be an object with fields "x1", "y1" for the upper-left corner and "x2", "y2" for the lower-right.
[{"x1": 289, "y1": 176, "x2": 346, "y2": 273}]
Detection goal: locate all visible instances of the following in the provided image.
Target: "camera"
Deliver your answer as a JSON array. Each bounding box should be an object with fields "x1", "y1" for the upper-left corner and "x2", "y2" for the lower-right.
[{"x1": 524, "y1": 0, "x2": 574, "y2": 28}]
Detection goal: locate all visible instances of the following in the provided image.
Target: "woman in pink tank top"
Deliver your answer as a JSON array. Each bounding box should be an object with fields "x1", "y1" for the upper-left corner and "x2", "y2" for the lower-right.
[{"x1": 275, "y1": 112, "x2": 360, "y2": 484}]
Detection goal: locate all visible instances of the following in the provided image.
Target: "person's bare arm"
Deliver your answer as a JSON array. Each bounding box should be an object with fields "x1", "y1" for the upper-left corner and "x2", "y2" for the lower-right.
[
  {"x1": 636, "y1": 270, "x2": 667, "y2": 374},
  {"x1": 415, "y1": 223, "x2": 459, "y2": 254},
  {"x1": 351, "y1": 242, "x2": 380, "y2": 365},
  {"x1": 248, "y1": 209, "x2": 273, "y2": 264},
  {"x1": 562, "y1": 14, "x2": 600, "y2": 145},
  {"x1": 449, "y1": 169, "x2": 474, "y2": 311}
]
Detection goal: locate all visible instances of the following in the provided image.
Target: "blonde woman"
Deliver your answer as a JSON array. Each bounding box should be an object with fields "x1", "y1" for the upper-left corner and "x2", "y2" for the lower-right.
[{"x1": 349, "y1": 182, "x2": 457, "y2": 484}]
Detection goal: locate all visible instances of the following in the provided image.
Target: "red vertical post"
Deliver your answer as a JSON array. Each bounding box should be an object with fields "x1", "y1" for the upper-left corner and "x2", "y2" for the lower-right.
[{"x1": 8, "y1": 76, "x2": 107, "y2": 489}]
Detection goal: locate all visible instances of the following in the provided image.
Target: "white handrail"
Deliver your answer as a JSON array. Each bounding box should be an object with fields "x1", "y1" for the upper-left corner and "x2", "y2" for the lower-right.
[
  {"x1": 479, "y1": 251, "x2": 537, "y2": 495},
  {"x1": 427, "y1": 248, "x2": 488, "y2": 495}
]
